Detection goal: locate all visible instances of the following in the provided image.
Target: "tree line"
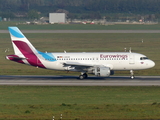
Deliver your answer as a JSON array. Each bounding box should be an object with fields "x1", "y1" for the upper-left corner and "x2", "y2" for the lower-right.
[{"x1": 1, "y1": 0, "x2": 160, "y2": 20}]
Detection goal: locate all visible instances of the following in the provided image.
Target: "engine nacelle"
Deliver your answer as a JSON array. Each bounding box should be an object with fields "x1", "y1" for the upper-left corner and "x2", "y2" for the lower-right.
[{"x1": 94, "y1": 67, "x2": 114, "y2": 77}]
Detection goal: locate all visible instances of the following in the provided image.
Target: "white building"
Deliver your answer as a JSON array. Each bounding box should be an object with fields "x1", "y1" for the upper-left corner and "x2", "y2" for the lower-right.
[{"x1": 49, "y1": 13, "x2": 66, "y2": 24}]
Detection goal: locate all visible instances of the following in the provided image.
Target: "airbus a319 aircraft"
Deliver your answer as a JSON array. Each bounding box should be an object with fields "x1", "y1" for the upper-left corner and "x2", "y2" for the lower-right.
[{"x1": 6, "y1": 27, "x2": 155, "y2": 79}]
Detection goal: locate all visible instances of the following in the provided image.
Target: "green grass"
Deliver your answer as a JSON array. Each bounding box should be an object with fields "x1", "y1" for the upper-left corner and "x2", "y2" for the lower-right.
[
  {"x1": 0, "y1": 33, "x2": 159, "y2": 76},
  {"x1": 1, "y1": 21, "x2": 160, "y2": 30},
  {"x1": 0, "y1": 86, "x2": 160, "y2": 119}
]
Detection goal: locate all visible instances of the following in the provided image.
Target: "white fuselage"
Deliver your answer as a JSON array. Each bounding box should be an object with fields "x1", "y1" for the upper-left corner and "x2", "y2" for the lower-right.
[{"x1": 36, "y1": 52, "x2": 155, "y2": 72}]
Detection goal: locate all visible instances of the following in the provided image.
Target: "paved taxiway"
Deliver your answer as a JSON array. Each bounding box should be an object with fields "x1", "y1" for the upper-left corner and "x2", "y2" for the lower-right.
[{"x1": 0, "y1": 75, "x2": 160, "y2": 86}]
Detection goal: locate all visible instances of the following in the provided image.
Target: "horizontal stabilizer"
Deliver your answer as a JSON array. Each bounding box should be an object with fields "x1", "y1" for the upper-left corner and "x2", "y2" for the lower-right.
[{"x1": 6, "y1": 55, "x2": 26, "y2": 60}]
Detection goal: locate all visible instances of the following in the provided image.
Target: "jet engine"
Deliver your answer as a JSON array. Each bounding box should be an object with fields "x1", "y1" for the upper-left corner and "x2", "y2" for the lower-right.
[{"x1": 94, "y1": 66, "x2": 114, "y2": 77}]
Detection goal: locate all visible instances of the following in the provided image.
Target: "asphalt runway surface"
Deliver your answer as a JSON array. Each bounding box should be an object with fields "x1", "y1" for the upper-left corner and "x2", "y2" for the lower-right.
[
  {"x1": 1, "y1": 30, "x2": 160, "y2": 33},
  {"x1": 0, "y1": 75, "x2": 160, "y2": 86}
]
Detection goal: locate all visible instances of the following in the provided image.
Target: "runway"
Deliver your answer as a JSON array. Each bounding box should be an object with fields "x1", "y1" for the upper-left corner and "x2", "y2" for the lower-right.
[{"x1": 0, "y1": 75, "x2": 160, "y2": 86}]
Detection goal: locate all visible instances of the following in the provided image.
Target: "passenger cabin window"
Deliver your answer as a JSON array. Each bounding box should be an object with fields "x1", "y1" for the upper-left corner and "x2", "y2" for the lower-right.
[{"x1": 140, "y1": 57, "x2": 148, "y2": 60}]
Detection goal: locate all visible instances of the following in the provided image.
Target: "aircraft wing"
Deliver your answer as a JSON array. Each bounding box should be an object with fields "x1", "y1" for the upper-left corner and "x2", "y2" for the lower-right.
[{"x1": 63, "y1": 61, "x2": 93, "y2": 68}]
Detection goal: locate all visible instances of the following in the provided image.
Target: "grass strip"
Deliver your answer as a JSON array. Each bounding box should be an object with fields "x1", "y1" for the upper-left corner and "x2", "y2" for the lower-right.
[{"x1": 0, "y1": 86, "x2": 160, "y2": 119}]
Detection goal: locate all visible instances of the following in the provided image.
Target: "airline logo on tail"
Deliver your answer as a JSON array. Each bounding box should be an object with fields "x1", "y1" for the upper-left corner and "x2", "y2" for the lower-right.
[
  {"x1": 7, "y1": 27, "x2": 57, "y2": 68},
  {"x1": 9, "y1": 27, "x2": 25, "y2": 38}
]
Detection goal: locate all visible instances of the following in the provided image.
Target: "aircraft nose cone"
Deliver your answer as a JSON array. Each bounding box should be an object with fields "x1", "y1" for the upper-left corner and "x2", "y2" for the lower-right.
[{"x1": 150, "y1": 60, "x2": 155, "y2": 68}]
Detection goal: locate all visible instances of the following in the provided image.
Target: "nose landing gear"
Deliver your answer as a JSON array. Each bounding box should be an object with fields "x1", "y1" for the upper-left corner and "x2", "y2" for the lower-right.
[{"x1": 130, "y1": 70, "x2": 135, "y2": 79}]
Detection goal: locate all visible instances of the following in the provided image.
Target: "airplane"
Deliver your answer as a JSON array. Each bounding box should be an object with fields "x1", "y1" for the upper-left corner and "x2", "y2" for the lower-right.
[{"x1": 6, "y1": 27, "x2": 155, "y2": 79}]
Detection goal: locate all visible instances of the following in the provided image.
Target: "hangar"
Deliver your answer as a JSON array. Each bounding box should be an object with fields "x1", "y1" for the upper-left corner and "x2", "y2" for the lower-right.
[{"x1": 49, "y1": 13, "x2": 66, "y2": 24}]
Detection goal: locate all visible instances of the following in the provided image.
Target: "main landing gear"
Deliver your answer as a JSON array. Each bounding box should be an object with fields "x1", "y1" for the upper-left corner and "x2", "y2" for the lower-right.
[
  {"x1": 130, "y1": 70, "x2": 135, "y2": 79},
  {"x1": 78, "y1": 71, "x2": 135, "y2": 79},
  {"x1": 79, "y1": 73, "x2": 88, "y2": 80}
]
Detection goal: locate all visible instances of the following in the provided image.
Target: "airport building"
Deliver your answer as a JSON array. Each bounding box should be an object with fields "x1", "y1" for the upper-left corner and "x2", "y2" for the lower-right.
[{"x1": 49, "y1": 13, "x2": 66, "y2": 24}]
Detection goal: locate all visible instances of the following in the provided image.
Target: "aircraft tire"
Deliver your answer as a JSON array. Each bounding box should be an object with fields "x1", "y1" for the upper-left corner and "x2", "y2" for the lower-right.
[
  {"x1": 83, "y1": 73, "x2": 88, "y2": 78},
  {"x1": 79, "y1": 75, "x2": 84, "y2": 80},
  {"x1": 130, "y1": 75, "x2": 135, "y2": 79}
]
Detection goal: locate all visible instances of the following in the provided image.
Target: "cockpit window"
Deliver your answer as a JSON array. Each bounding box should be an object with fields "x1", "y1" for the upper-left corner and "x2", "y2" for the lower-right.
[{"x1": 140, "y1": 57, "x2": 148, "y2": 60}]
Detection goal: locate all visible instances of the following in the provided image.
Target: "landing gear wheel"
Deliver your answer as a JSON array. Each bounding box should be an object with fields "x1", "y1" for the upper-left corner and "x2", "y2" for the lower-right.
[
  {"x1": 79, "y1": 75, "x2": 84, "y2": 80},
  {"x1": 83, "y1": 73, "x2": 88, "y2": 79},
  {"x1": 79, "y1": 73, "x2": 88, "y2": 80},
  {"x1": 130, "y1": 70, "x2": 134, "y2": 79},
  {"x1": 130, "y1": 75, "x2": 135, "y2": 79}
]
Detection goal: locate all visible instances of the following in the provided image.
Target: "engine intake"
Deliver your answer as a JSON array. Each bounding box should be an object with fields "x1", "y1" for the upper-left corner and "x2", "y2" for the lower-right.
[{"x1": 94, "y1": 67, "x2": 114, "y2": 77}]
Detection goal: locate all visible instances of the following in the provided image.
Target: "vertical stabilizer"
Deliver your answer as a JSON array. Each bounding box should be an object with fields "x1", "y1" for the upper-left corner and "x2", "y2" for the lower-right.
[
  {"x1": 7, "y1": 27, "x2": 46, "y2": 68},
  {"x1": 8, "y1": 27, "x2": 37, "y2": 55}
]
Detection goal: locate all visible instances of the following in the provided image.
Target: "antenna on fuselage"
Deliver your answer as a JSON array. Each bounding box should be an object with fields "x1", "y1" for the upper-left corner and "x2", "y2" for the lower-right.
[{"x1": 129, "y1": 47, "x2": 132, "y2": 53}]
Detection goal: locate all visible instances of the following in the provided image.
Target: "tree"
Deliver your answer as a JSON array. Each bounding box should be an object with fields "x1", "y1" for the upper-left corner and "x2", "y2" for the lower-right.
[{"x1": 27, "y1": 10, "x2": 39, "y2": 19}]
